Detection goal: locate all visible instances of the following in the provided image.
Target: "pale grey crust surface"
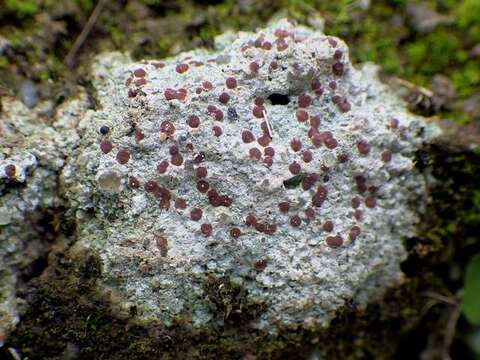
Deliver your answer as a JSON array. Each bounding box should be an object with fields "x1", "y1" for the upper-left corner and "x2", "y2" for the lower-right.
[
  {"x1": 0, "y1": 94, "x2": 87, "y2": 344},
  {"x1": 63, "y1": 19, "x2": 441, "y2": 332},
  {"x1": 1, "y1": 19, "x2": 441, "y2": 339}
]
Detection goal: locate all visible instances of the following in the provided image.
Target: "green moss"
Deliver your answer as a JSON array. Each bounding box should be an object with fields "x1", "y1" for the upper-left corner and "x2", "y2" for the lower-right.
[
  {"x1": 0, "y1": 56, "x2": 8, "y2": 69},
  {"x1": 405, "y1": 31, "x2": 460, "y2": 77},
  {"x1": 76, "y1": 0, "x2": 95, "y2": 12},
  {"x1": 414, "y1": 144, "x2": 480, "y2": 256},
  {"x1": 4, "y1": 0, "x2": 39, "y2": 17},
  {"x1": 456, "y1": 0, "x2": 480, "y2": 30},
  {"x1": 452, "y1": 61, "x2": 480, "y2": 97},
  {"x1": 199, "y1": 24, "x2": 220, "y2": 44},
  {"x1": 202, "y1": 275, "x2": 266, "y2": 326}
]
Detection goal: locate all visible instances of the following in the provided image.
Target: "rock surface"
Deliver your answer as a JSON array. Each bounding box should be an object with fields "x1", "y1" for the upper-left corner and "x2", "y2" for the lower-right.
[
  {"x1": 64, "y1": 19, "x2": 440, "y2": 332},
  {"x1": 0, "y1": 94, "x2": 87, "y2": 345},
  {"x1": 1, "y1": 18, "x2": 441, "y2": 345}
]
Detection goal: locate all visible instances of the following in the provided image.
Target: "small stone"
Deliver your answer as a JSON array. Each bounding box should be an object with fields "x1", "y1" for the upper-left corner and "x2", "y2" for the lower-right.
[
  {"x1": 176, "y1": 63, "x2": 189, "y2": 73},
  {"x1": 219, "y1": 92, "x2": 230, "y2": 104},
  {"x1": 226, "y1": 77, "x2": 237, "y2": 89},
  {"x1": 99, "y1": 126, "x2": 110, "y2": 135},
  {"x1": 357, "y1": 140, "x2": 371, "y2": 155},
  {"x1": 290, "y1": 138, "x2": 302, "y2": 152},
  {"x1": 187, "y1": 115, "x2": 200, "y2": 128},
  {"x1": 201, "y1": 223, "x2": 213, "y2": 237},
  {"x1": 381, "y1": 151, "x2": 392, "y2": 162},
  {"x1": 365, "y1": 196, "x2": 377, "y2": 208},
  {"x1": 249, "y1": 148, "x2": 262, "y2": 160},
  {"x1": 128, "y1": 176, "x2": 140, "y2": 189},
  {"x1": 156, "y1": 236, "x2": 169, "y2": 257},
  {"x1": 278, "y1": 202, "x2": 290, "y2": 213},
  {"x1": 289, "y1": 162, "x2": 301, "y2": 174},
  {"x1": 242, "y1": 130, "x2": 255, "y2": 143},
  {"x1": 227, "y1": 107, "x2": 238, "y2": 120},
  {"x1": 253, "y1": 259, "x2": 268, "y2": 271},
  {"x1": 171, "y1": 153, "x2": 184, "y2": 166},
  {"x1": 134, "y1": 68, "x2": 146, "y2": 77},
  {"x1": 332, "y1": 62, "x2": 344, "y2": 76},
  {"x1": 175, "y1": 198, "x2": 187, "y2": 210}
]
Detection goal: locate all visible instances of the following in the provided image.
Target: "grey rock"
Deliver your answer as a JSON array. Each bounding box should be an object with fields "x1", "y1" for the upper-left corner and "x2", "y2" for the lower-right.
[
  {"x1": 1, "y1": 19, "x2": 443, "y2": 345},
  {"x1": 0, "y1": 92, "x2": 88, "y2": 345},
  {"x1": 406, "y1": 3, "x2": 454, "y2": 33},
  {"x1": 62, "y1": 19, "x2": 440, "y2": 333},
  {"x1": 0, "y1": 36, "x2": 9, "y2": 55},
  {"x1": 19, "y1": 80, "x2": 39, "y2": 109},
  {"x1": 429, "y1": 74, "x2": 455, "y2": 111}
]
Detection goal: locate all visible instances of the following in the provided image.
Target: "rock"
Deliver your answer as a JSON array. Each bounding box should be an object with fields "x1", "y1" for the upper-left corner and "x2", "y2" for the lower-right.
[
  {"x1": 429, "y1": 74, "x2": 455, "y2": 111},
  {"x1": 0, "y1": 35, "x2": 9, "y2": 55},
  {"x1": 463, "y1": 95, "x2": 480, "y2": 121},
  {"x1": 406, "y1": 3, "x2": 454, "y2": 34},
  {"x1": 1, "y1": 18, "x2": 446, "y2": 355},
  {"x1": 0, "y1": 92, "x2": 88, "y2": 346},
  {"x1": 18, "y1": 80, "x2": 39, "y2": 109},
  {"x1": 470, "y1": 44, "x2": 480, "y2": 58},
  {"x1": 62, "y1": 19, "x2": 440, "y2": 333}
]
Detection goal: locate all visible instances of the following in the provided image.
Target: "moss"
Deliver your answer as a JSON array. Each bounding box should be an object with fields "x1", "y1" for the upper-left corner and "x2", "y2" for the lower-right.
[
  {"x1": 411, "y1": 141, "x2": 480, "y2": 259},
  {"x1": 4, "y1": 0, "x2": 39, "y2": 18},
  {"x1": 405, "y1": 30, "x2": 460, "y2": 77},
  {"x1": 452, "y1": 61, "x2": 480, "y2": 98},
  {"x1": 456, "y1": 0, "x2": 480, "y2": 30},
  {"x1": 202, "y1": 275, "x2": 266, "y2": 326}
]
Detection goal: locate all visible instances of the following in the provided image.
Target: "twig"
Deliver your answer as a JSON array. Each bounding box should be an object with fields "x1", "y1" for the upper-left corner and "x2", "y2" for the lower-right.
[
  {"x1": 420, "y1": 291, "x2": 458, "y2": 306},
  {"x1": 65, "y1": 0, "x2": 108, "y2": 69},
  {"x1": 8, "y1": 348, "x2": 22, "y2": 360},
  {"x1": 419, "y1": 290, "x2": 461, "y2": 360},
  {"x1": 262, "y1": 109, "x2": 273, "y2": 139}
]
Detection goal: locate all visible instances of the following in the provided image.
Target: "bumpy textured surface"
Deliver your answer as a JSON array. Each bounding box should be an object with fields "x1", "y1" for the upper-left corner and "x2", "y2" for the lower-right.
[
  {"x1": 1, "y1": 19, "x2": 441, "y2": 343},
  {"x1": 61, "y1": 19, "x2": 439, "y2": 332},
  {"x1": 0, "y1": 94, "x2": 86, "y2": 344}
]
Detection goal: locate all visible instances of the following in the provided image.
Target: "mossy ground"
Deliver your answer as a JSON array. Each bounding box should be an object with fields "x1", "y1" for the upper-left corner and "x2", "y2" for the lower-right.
[{"x1": 1, "y1": 0, "x2": 480, "y2": 358}]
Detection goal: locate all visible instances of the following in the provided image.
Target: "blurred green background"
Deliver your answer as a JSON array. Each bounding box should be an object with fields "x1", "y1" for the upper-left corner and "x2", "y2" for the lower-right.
[{"x1": 1, "y1": 1, "x2": 479, "y2": 359}]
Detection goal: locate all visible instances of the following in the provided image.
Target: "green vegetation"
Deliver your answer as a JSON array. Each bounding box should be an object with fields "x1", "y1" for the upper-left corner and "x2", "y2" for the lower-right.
[
  {"x1": 4, "y1": 0, "x2": 39, "y2": 17},
  {"x1": 463, "y1": 254, "x2": 480, "y2": 325}
]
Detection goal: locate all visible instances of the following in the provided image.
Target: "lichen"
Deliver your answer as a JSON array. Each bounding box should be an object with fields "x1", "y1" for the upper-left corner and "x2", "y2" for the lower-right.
[{"x1": 56, "y1": 19, "x2": 442, "y2": 337}]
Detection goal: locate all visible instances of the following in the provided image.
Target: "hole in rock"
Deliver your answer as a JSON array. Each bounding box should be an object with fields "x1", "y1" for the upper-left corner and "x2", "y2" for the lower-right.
[
  {"x1": 267, "y1": 93, "x2": 290, "y2": 105},
  {"x1": 283, "y1": 174, "x2": 307, "y2": 189}
]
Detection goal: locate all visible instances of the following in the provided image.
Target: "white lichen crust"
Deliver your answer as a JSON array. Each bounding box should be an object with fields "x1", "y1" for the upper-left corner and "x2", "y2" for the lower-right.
[
  {"x1": 64, "y1": 19, "x2": 441, "y2": 332},
  {"x1": 0, "y1": 94, "x2": 86, "y2": 344}
]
